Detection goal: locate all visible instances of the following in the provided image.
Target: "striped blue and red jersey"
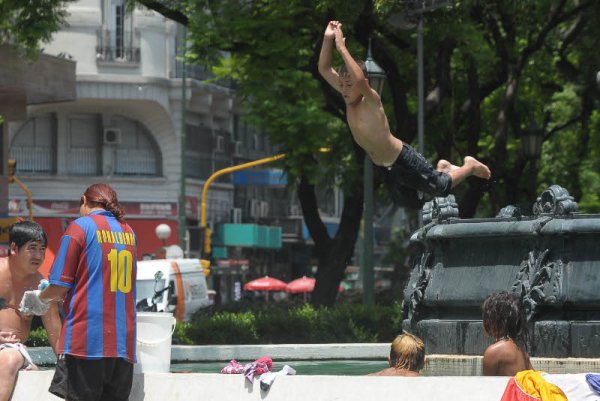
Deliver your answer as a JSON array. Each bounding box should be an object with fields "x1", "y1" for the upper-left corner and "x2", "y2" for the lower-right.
[{"x1": 48, "y1": 210, "x2": 137, "y2": 363}]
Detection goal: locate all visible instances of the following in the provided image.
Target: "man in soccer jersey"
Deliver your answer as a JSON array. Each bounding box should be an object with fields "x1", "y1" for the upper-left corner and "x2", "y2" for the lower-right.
[
  {"x1": 0, "y1": 221, "x2": 61, "y2": 401},
  {"x1": 25, "y1": 183, "x2": 138, "y2": 401}
]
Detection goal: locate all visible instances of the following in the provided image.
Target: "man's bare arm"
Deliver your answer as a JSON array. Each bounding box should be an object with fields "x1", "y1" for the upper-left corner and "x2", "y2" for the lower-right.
[
  {"x1": 333, "y1": 24, "x2": 380, "y2": 103},
  {"x1": 318, "y1": 21, "x2": 341, "y2": 91},
  {"x1": 41, "y1": 303, "x2": 61, "y2": 354}
]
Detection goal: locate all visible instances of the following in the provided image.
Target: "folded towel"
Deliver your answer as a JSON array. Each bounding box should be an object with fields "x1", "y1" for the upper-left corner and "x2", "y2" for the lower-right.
[{"x1": 220, "y1": 359, "x2": 244, "y2": 374}]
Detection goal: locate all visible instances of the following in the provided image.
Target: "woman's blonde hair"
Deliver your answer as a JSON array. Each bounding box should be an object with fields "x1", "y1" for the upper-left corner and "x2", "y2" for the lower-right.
[{"x1": 389, "y1": 332, "x2": 425, "y2": 372}]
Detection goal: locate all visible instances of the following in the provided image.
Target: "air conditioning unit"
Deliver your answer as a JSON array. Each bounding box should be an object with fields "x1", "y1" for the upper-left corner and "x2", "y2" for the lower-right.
[
  {"x1": 103, "y1": 128, "x2": 121, "y2": 145},
  {"x1": 259, "y1": 201, "x2": 269, "y2": 217},
  {"x1": 288, "y1": 204, "x2": 301, "y2": 216},
  {"x1": 230, "y1": 207, "x2": 242, "y2": 223},
  {"x1": 215, "y1": 135, "x2": 224, "y2": 152},
  {"x1": 246, "y1": 199, "x2": 259, "y2": 218},
  {"x1": 233, "y1": 141, "x2": 243, "y2": 157}
]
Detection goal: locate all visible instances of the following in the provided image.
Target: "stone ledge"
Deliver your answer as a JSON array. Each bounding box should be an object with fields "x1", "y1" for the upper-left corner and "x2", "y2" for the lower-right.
[{"x1": 13, "y1": 370, "x2": 510, "y2": 401}]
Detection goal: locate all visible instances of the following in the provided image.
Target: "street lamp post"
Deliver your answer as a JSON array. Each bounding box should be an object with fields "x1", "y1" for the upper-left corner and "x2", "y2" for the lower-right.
[
  {"x1": 178, "y1": 26, "x2": 188, "y2": 254},
  {"x1": 362, "y1": 38, "x2": 387, "y2": 306},
  {"x1": 388, "y1": 1, "x2": 453, "y2": 155},
  {"x1": 521, "y1": 124, "x2": 544, "y2": 206},
  {"x1": 155, "y1": 223, "x2": 171, "y2": 259}
]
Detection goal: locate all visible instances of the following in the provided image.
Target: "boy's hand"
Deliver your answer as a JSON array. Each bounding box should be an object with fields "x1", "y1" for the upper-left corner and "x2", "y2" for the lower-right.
[
  {"x1": 334, "y1": 23, "x2": 346, "y2": 50},
  {"x1": 324, "y1": 20, "x2": 339, "y2": 39}
]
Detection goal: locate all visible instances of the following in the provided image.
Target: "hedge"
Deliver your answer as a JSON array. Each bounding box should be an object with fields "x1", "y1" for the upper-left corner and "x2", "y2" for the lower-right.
[{"x1": 26, "y1": 302, "x2": 404, "y2": 346}]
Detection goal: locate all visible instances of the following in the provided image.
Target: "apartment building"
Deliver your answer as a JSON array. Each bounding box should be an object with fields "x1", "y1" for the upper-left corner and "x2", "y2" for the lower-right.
[{"x1": 7, "y1": 1, "x2": 291, "y2": 271}]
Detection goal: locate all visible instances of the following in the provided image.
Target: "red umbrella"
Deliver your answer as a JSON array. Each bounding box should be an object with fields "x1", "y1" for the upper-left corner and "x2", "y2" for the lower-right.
[
  {"x1": 285, "y1": 276, "x2": 315, "y2": 293},
  {"x1": 286, "y1": 276, "x2": 344, "y2": 302},
  {"x1": 243, "y1": 276, "x2": 288, "y2": 292}
]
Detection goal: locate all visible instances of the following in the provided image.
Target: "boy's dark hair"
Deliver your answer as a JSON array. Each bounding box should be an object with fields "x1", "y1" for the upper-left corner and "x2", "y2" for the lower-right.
[
  {"x1": 482, "y1": 291, "x2": 529, "y2": 348},
  {"x1": 9, "y1": 220, "x2": 47, "y2": 254},
  {"x1": 338, "y1": 59, "x2": 368, "y2": 79}
]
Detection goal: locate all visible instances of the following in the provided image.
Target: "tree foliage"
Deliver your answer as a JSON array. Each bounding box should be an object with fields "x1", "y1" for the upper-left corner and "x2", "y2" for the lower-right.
[
  {"x1": 139, "y1": 0, "x2": 600, "y2": 305},
  {"x1": 0, "y1": 0, "x2": 75, "y2": 57}
]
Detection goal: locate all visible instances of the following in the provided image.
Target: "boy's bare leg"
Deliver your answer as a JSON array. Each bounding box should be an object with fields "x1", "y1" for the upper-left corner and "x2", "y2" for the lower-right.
[{"x1": 437, "y1": 156, "x2": 491, "y2": 189}]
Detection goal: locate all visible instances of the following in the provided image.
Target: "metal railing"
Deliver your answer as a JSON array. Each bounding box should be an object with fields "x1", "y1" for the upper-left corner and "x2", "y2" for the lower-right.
[
  {"x1": 96, "y1": 28, "x2": 140, "y2": 63},
  {"x1": 10, "y1": 147, "x2": 53, "y2": 173}
]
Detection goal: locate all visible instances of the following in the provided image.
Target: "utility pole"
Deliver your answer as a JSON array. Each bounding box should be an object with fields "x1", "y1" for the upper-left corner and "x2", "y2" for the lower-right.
[{"x1": 178, "y1": 26, "x2": 188, "y2": 253}]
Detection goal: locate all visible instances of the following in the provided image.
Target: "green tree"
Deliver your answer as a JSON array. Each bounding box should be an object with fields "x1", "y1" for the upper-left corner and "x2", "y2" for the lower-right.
[
  {"x1": 137, "y1": 0, "x2": 600, "y2": 305},
  {"x1": 0, "y1": 0, "x2": 75, "y2": 57}
]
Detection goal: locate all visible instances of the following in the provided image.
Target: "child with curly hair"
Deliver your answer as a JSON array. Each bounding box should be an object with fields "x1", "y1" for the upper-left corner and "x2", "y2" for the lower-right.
[{"x1": 482, "y1": 291, "x2": 533, "y2": 376}]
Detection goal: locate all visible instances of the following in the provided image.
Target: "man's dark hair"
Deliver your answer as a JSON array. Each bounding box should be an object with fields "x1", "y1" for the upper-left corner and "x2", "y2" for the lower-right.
[
  {"x1": 9, "y1": 220, "x2": 47, "y2": 253},
  {"x1": 338, "y1": 59, "x2": 368, "y2": 79}
]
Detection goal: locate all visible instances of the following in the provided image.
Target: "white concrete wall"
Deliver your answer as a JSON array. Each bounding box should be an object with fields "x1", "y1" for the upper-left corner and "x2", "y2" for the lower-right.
[
  {"x1": 12, "y1": 370, "x2": 510, "y2": 401},
  {"x1": 29, "y1": 345, "x2": 600, "y2": 376}
]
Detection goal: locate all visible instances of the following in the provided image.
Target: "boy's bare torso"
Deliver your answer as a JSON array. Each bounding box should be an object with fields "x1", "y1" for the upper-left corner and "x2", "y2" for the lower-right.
[
  {"x1": 345, "y1": 97, "x2": 402, "y2": 167},
  {"x1": 0, "y1": 258, "x2": 37, "y2": 342}
]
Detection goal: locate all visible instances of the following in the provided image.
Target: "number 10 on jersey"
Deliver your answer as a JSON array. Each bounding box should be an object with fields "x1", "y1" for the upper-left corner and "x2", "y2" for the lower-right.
[{"x1": 108, "y1": 249, "x2": 133, "y2": 293}]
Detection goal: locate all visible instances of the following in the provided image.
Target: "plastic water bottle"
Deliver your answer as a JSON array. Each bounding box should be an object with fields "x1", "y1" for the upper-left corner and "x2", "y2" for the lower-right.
[{"x1": 38, "y1": 279, "x2": 49, "y2": 291}]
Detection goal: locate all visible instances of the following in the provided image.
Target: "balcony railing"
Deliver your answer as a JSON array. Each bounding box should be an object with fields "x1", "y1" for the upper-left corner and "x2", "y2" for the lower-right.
[
  {"x1": 10, "y1": 147, "x2": 54, "y2": 174},
  {"x1": 96, "y1": 28, "x2": 140, "y2": 64}
]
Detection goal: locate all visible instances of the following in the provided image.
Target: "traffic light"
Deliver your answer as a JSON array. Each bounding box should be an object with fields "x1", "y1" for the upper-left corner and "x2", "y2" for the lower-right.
[
  {"x1": 7, "y1": 159, "x2": 16, "y2": 183},
  {"x1": 203, "y1": 227, "x2": 212, "y2": 255},
  {"x1": 200, "y1": 258, "x2": 211, "y2": 277}
]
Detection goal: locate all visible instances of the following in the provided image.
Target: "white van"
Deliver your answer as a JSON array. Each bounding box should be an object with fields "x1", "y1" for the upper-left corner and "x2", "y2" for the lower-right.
[{"x1": 136, "y1": 258, "x2": 211, "y2": 321}]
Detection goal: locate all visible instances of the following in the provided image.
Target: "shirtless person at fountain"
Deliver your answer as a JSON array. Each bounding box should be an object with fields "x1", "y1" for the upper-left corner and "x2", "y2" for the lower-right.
[
  {"x1": 0, "y1": 221, "x2": 61, "y2": 401},
  {"x1": 318, "y1": 21, "x2": 491, "y2": 199},
  {"x1": 482, "y1": 291, "x2": 533, "y2": 376},
  {"x1": 369, "y1": 332, "x2": 425, "y2": 376}
]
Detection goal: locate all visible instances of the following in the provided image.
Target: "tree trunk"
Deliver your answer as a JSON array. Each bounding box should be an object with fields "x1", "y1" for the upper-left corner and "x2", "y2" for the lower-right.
[{"x1": 297, "y1": 168, "x2": 364, "y2": 307}]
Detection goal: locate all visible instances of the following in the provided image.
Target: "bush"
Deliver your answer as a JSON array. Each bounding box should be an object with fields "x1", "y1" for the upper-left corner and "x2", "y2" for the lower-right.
[
  {"x1": 184, "y1": 311, "x2": 259, "y2": 344},
  {"x1": 24, "y1": 302, "x2": 405, "y2": 346},
  {"x1": 25, "y1": 327, "x2": 49, "y2": 347},
  {"x1": 176, "y1": 302, "x2": 404, "y2": 345}
]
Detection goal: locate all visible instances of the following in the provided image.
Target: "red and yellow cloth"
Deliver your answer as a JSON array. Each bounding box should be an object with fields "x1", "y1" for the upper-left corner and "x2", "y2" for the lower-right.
[{"x1": 501, "y1": 370, "x2": 600, "y2": 401}]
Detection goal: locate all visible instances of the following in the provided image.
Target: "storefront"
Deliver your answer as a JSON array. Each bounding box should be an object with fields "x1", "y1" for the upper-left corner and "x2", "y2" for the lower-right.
[{"x1": 10, "y1": 198, "x2": 181, "y2": 276}]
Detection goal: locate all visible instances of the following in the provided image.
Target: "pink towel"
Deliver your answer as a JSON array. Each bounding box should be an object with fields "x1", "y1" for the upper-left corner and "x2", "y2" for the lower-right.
[
  {"x1": 220, "y1": 359, "x2": 245, "y2": 374},
  {"x1": 244, "y1": 356, "x2": 273, "y2": 382}
]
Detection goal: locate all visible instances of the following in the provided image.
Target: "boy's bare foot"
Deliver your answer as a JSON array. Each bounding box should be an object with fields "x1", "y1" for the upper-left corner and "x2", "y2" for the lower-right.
[
  {"x1": 464, "y1": 156, "x2": 491, "y2": 179},
  {"x1": 436, "y1": 159, "x2": 459, "y2": 174}
]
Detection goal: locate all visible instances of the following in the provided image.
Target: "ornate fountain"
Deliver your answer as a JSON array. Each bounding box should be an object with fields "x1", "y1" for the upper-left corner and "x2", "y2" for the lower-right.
[{"x1": 403, "y1": 185, "x2": 600, "y2": 357}]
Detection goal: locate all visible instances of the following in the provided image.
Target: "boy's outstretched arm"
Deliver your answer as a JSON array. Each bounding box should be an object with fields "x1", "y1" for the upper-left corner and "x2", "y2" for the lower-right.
[
  {"x1": 318, "y1": 21, "x2": 341, "y2": 91},
  {"x1": 333, "y1": 23, "x2": 379, "y2": 103}
]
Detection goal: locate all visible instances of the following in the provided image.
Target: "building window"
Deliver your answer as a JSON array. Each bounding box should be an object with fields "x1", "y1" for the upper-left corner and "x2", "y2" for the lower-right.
[
  {"x1": 97, "y1": 0, "x2": 140, "y2": 64},
  {"x1": 68, "y1": 114, "x2": 101, "y2": 175},
  {"x1": 10, "y1": 114, "x2": 56, "y2": 174},
  {"x1": 186, "y1": 124, "x2": 214, "y2": 180},
  {"x1": 111, "y1": 116, "x2": 162, "y2": 176}
]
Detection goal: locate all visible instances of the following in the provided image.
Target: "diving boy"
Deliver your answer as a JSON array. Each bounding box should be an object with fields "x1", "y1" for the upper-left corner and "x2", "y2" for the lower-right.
[{"x1": 318, "y1": 21, "x2": 491, "y2": 200}]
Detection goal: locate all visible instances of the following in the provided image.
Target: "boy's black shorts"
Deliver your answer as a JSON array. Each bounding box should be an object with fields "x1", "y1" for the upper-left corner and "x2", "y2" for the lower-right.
[
  {"x1": 49, "y1": 355, "x2": 134, "y2": 401},
  {"x1": 382, "y1": 143, "x2": 452, "y2": 198}
]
